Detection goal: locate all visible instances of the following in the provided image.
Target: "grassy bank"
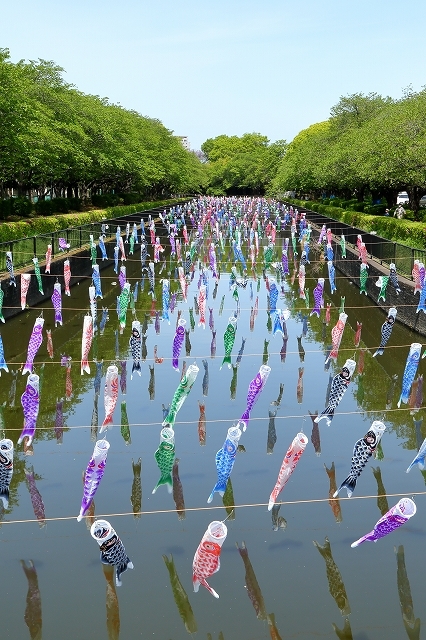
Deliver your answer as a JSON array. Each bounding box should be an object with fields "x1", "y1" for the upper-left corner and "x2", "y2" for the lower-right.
[
  {"x1": 0, "y1": 199, "x2": 188, "y2": 244},
  {"x1": 287, "y1": 198, "x2": 426, "y2": 250}
]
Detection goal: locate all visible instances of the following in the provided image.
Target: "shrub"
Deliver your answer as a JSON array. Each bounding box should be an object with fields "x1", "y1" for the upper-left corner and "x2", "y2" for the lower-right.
[
  {"x1": 91, "y1": 193, "x2": 121, "y2": 207},
  {"x1": 341, "y1": 199, "x2": 358, "y2": 208},
  {"x1": 121, "y1": 193, "x2": 141, "y2": 205},
  {"x1": 11, "y1": 198, "x2": 33, "y2": 217},
  {"x1": 0, "y1": 199, "x2": 14, "y2": 220},
  {"x1": 350, "y1": 202, "x2": 365, "y2": 212},
  {"x1": 68, "y1": 197, "x2": 83, "y2": 212},
  {"x1": 52, "y1": 197, "x2": 70, "y2": 213},
  {"x1": 0, "y1": 198, "x2": 187, "y2": 244},
  {"x1": 299, "y1": 199, "x2": 426, "y2": 249},
  {"x1": 35, "y1": 199, "x2": 55, "y2": 215}
]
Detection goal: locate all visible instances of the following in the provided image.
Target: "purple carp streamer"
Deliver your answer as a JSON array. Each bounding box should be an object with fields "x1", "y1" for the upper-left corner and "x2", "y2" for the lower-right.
[
  {"x1": 22, "y1": 317, "x2": 44, "y2": 375},
  {"x1": 351, "y1": 498, "x2": 416, "y2": 547},
  {"x1": 18, "y1": 374, "x2": 40, "y2": 446},
  {"x1": 77, "y1": 439, "x2": 110, "y2": 521},
  {"x1": 172, "y1": 318, "x2": 186, "y2": 371},
  {"x1": 51, "y1": 282, "x2": 63, "y2": 326},
  {"x1": 240, "y1": 365, "x2": 271, "y2": 431}
]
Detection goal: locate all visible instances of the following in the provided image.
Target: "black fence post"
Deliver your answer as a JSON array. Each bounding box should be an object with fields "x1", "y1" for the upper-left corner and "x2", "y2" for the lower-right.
[{"x1": 33, "y1": 236, "x2": 37, "y2": 258}]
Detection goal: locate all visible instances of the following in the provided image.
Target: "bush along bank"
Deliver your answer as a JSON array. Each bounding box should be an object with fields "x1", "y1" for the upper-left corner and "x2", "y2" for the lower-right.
[
  {"x1": 287, "y1": 198, "x2": 426, "y2": 250},
  {"x1": 0, "y1": 198, "x2": 187, "y2": 244}
]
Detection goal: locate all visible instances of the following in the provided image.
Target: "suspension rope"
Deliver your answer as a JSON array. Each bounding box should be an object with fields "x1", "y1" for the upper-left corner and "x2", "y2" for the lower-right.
[{"x1": 1, "y1": 490, "x2": 425, "y2": 526}]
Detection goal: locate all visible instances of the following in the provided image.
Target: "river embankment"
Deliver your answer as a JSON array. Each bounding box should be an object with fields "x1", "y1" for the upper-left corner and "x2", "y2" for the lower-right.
[
  {"x1": 284, "y1": 200, "x2": 426, "y2": 337},
  {"x1": 0, "y1": 202, "x2": 186, "y2": 321}
]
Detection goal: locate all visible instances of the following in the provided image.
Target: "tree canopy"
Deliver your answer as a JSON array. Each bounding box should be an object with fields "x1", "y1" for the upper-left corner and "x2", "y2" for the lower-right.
[
  {"x1": 0, "y1": 49, "x2": 206, "y2": 201},
  {"x1": 271, "y1": 91, "x2": 426, "y2": 215},
  {"x1": 201, "y1": 133, "x2": 286, "y2": 195}
]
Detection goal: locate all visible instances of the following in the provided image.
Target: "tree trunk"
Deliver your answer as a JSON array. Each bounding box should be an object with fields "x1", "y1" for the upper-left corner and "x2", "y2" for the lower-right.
[
  {"x1": 381, "y1": 188, "x2": 400, "y2": 209},
  {"x1": 407, "y1": 186, "x2": 421, "y2": 219}
]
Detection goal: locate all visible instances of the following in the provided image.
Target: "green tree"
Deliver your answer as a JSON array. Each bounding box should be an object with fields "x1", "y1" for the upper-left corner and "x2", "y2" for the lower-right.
[{"x1": 201, "y1": 133, "x2": 286, "y2": 195}]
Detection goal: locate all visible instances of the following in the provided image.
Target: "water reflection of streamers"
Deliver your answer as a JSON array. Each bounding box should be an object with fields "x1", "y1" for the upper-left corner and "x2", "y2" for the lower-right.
[
  {"x1": 120, "y1": 401, "x2": 131, "y2": 445},
  {"x1": 25, "y1": 466, "x2": 45, "y2": 528},
  {"x1": 371, "y1": 466, "x2": 389, "y2": 517},
  {"x1": 267, "y1": 409, "x2": 277, "y2": 454},
  {"x1": 332, "y1": 618, "x2": 353, "y2": 639},
  {"x1": 162, "y1": 554, "x2": 197, "y2": 634},
  {"x1": 313, "y1": 537, "x2": 350, "y2": 616},
  {"x1": 236, "y1": 541, "x2": 267, "y2": 621},
  {"x1": 222, "y1": 478, "x2": 235, "y2": 521},
  {"x1": 102, "y1": 564, "x2": 120, "y2": 640},
  {"x1": 21, "y1": 560, "x2": 42, "y2": 640},
  {"x1": 271, "y1": 503, "x2": 286, "y2": 531},
  {"x1": 172, "y1": 458, "x2": 185, "y2": 521},
  {"x1": 395, "y1": 545, "x2": 421, "y2": 640},
  {"x1": 130, "y1": 458, "x2": 142, "y2": 519},
  {"x1": 197, "y1": 402, "x2": 206, "y2": 446},
  {"x1": 90, "y1": 393, "x2": 99, "y2": 442},
  {"x1": 230, "y1": 365, "x2": 238, "y2": 400},
  {"x1": 324, "y1": 463, "x2": 342, "y2": 523},
  {"x1": 267, "y1": 612, "x2": 283, "y2": 639}
]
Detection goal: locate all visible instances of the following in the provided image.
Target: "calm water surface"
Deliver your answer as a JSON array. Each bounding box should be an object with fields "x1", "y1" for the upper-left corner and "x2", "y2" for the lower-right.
[{"x1": 0, "y1": 224, "x2": 425, "y2": 640}]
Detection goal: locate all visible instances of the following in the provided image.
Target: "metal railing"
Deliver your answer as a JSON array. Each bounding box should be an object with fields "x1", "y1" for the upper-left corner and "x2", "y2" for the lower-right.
[
  {"x1": 0, "y1": 203, "x2": 187, "y2": 274},
  {"x1": 286, "y1": 204, "x2": 426, "y2": 276}
]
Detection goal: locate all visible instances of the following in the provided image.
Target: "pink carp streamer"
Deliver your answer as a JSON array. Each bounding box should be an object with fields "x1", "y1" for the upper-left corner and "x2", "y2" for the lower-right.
[
  {"x1": 198, "y1": 285, "x2": 206, "y2": 328},
  {"x1": 351, "y1": 498, "x2": 416, "y2": 547},
  {"x1": 21, "y1": 274, "x2": 31, "y2": 310},
  {"x1": 326, "y1": 312, "x2": 347, "y2": 363},
  {"x1": 240, "y1": 365, "x2": 271, "y2": 431},
  {"x1": 64, "y1": 259, "x2": 71, "y2": 296},
  {"x1": 81, "y1": 315, "x2": 93, "y2": 375},
  {"x1": 100, "y1": 365, "x2": 119, "y2": 432},
  {"x1": 192, "y1": 521, "x2": 227, "y2": 599},
  {"x1": 178, "y1": 266, "x2": 187, "y2": 301},
  {"x1": 268, "y1": 432, "x2": 308, "y2": 510},
  {"x1": 45, "y1": 244, "x2": 52, "y2": 273},
  {"x1": 77, "y1": 439, "x2": 110, "y2": 521}
]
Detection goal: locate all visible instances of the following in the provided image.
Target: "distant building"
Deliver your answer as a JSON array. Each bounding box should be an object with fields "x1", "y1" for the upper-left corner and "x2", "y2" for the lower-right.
[{"x1": 176, "y1": 136, "x2": 190, "y2": 151}]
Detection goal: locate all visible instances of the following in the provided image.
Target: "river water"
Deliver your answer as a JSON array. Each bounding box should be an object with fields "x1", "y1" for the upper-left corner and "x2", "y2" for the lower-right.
[{"x1": 0, "y1": 221, "x2": 425, "y2": 640}]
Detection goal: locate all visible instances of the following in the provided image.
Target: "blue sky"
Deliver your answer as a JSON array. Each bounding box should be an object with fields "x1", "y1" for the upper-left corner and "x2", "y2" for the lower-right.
[{"x1": 2, "y1": 0, "x2": 426, "y2": 150}]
